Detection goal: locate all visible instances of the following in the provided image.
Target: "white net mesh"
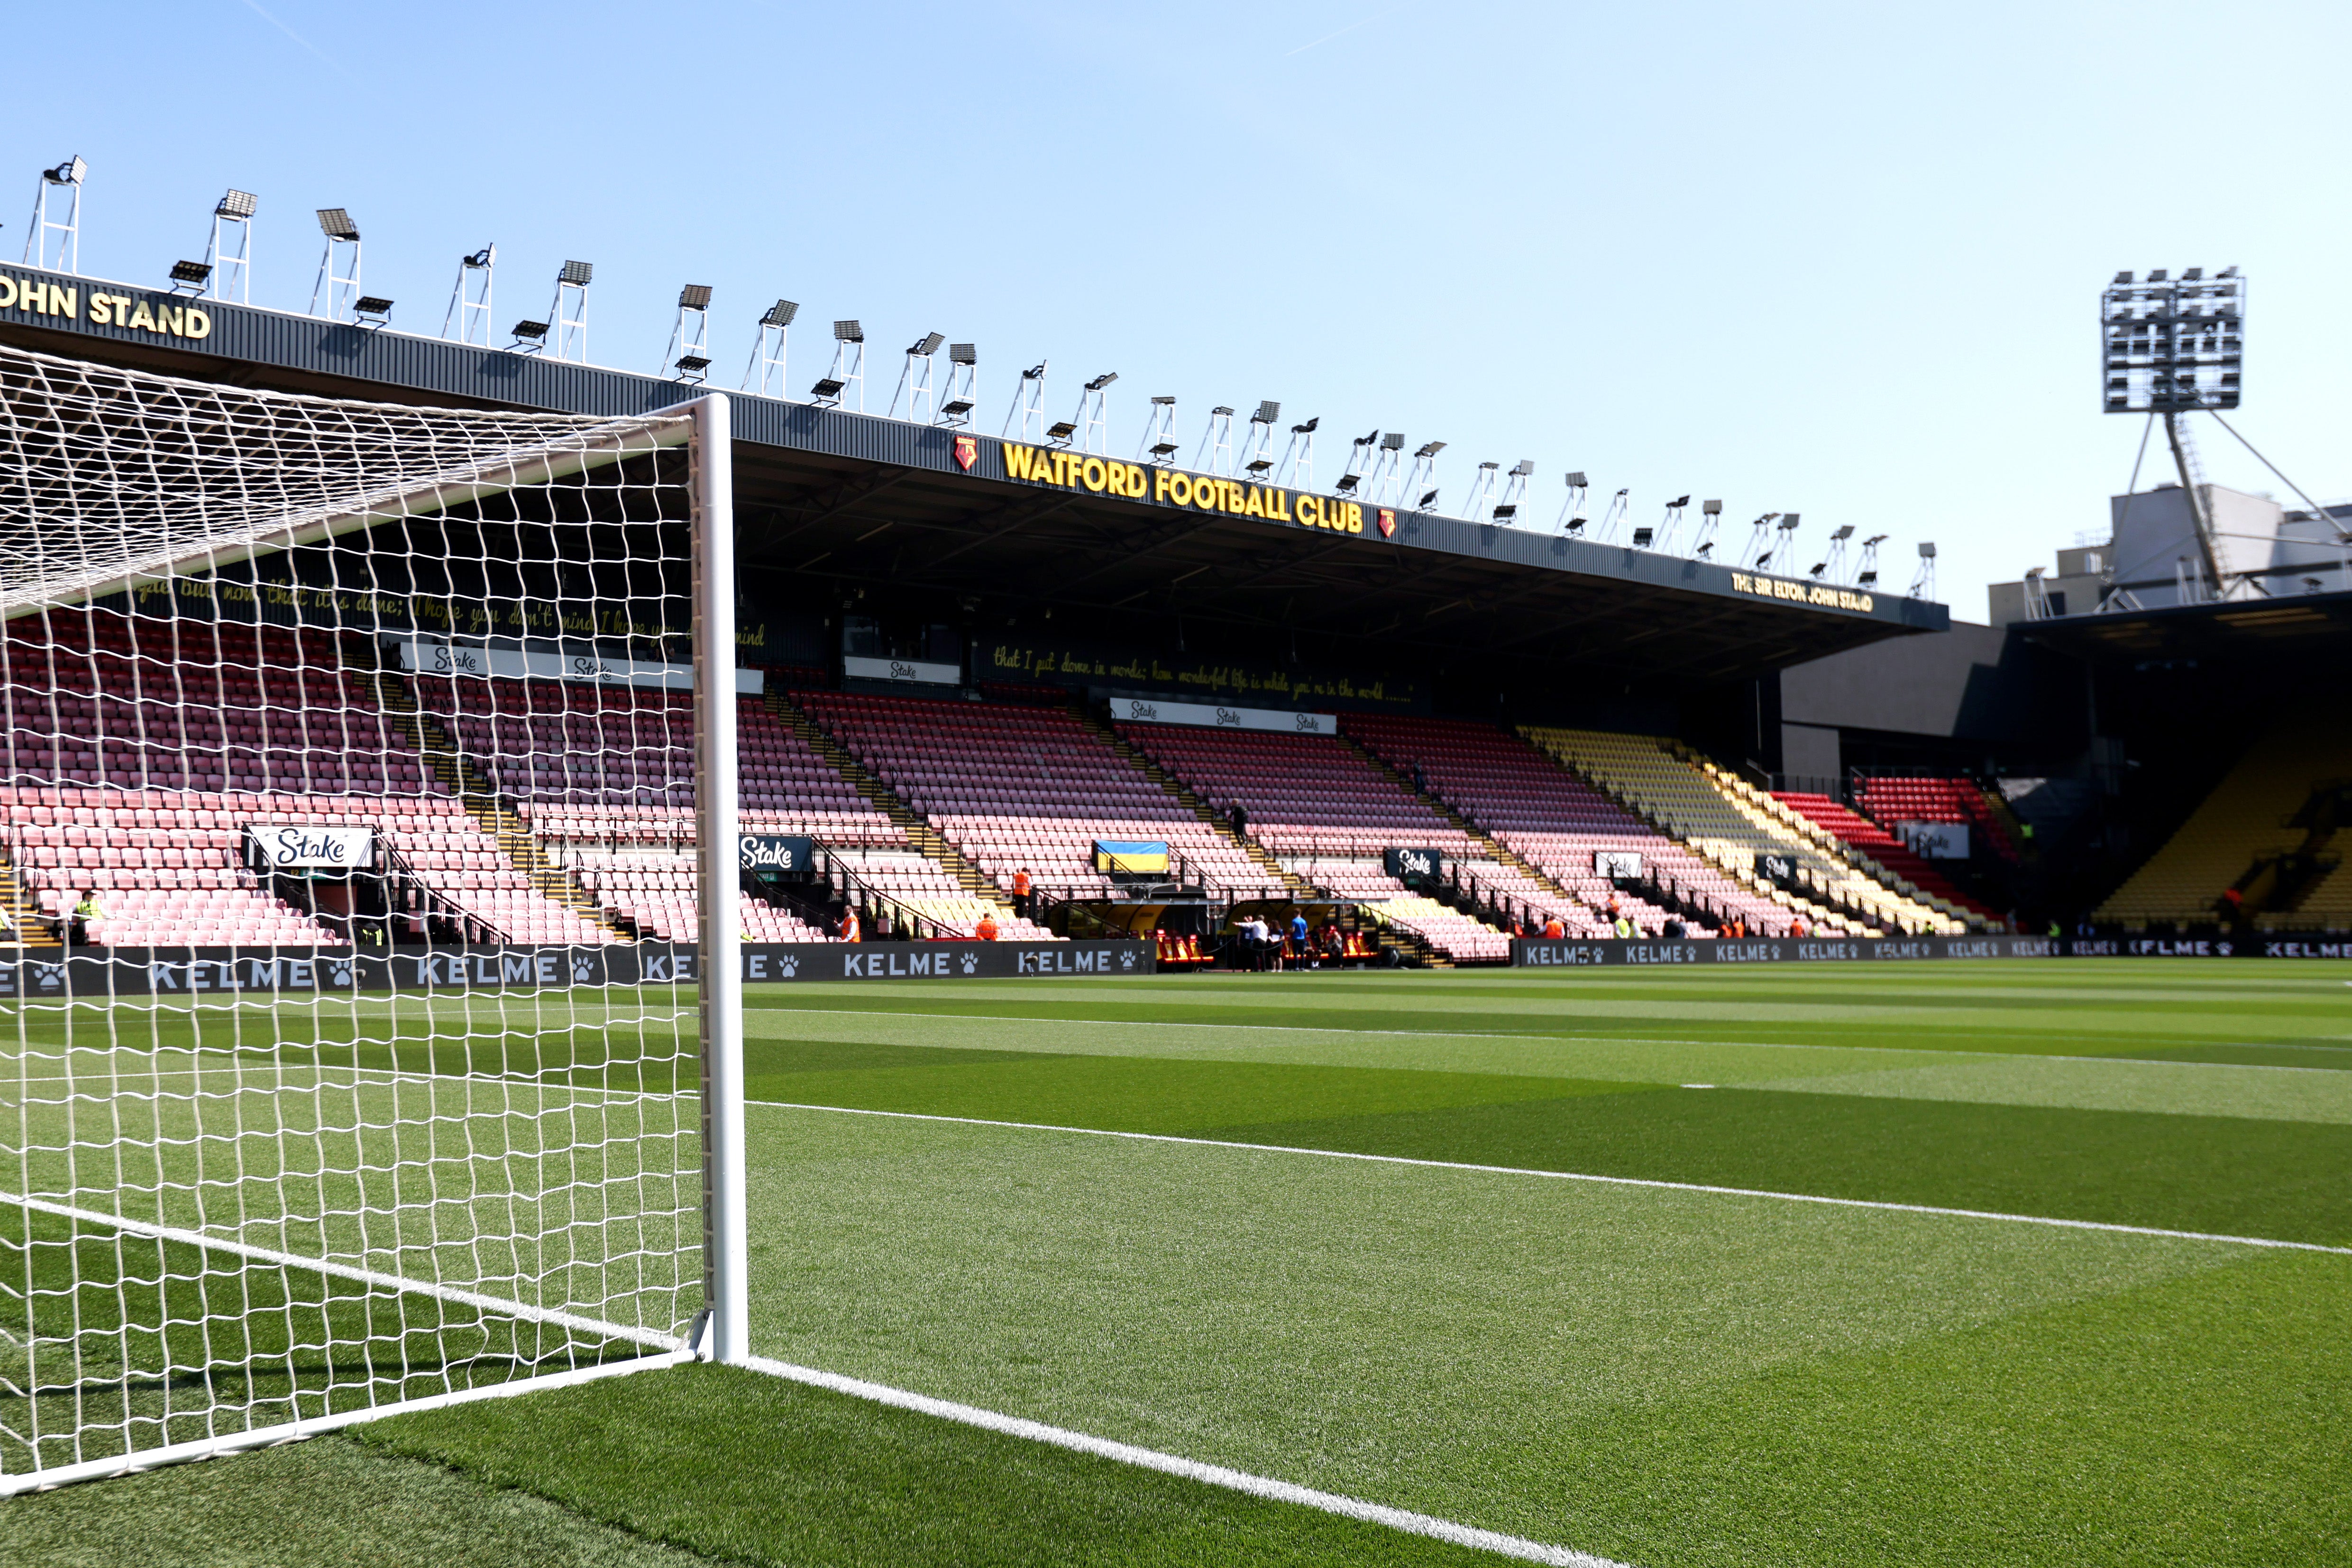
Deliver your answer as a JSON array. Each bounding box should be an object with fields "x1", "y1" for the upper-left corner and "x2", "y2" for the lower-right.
[{"x1": 0, "y1": 344, "x2": 710, "y2": 1486}]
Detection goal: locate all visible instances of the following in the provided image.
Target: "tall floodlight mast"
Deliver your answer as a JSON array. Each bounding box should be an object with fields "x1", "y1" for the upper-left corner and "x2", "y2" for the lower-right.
[
  {"x1": 442, "y1": 244, "x2": 495, "y2": 344},
  {"x1": 22, "y1": 156, "x2": 86, "y2": 272},
  {"x1": 2101, "y1": 267, "x2": 2243, "y2": 598}
]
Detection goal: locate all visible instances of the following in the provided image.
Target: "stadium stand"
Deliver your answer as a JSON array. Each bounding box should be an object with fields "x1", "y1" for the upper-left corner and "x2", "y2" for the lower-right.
[
  {"x1": 2096, "y1": 723, "x2": 2352, "y2": 929},
  {"x1": 1773, "y1": 791, "x2": 2003, "y2": 923},
  {"x1": 795, "y1": 690, "x2": 1281, "y2": 915},
  {"x1": 1518, "y1": 726, "x2": 1973, "y2": 935},
  {"x1": 1852, "y1": 776, "x2": 2019, "y2": 863}
]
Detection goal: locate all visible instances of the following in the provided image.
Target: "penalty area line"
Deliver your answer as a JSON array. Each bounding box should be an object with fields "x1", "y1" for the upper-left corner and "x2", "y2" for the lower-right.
[
  {"x1": 750, "y1": 1099, "x2": 2352, "y2": 1257},
  {"x1": 739, "y1": 1352, "x2": 1629, "y2": 1568}
]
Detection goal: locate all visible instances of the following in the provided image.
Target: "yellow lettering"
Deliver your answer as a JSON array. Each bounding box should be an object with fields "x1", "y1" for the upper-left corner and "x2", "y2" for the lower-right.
[
  {"x1": 1298, "y1": 495, "x2": 1320, "y2": 527},
  {"x1": 184, "y1": 306, "x2": 211, "y2": 340},
  {"x1": 1125, "y1": 462, "x2": 1147, "y2": 497},
  {"x1": 53, "y1": 287, "x2": 75, "y2": 320},
  {"x1": 1270, "y1": 488, "x2": 1291, "y2": 521},
  {"x1": 1081, "y1": 456, "x2": 1107, "y2": 492},
  {"x1": 1154, "y1": 468, "x2": 1174, "y2": 503},
  {"x1": 1243, "y1": 486, "x2": 1266, "y2": 519},
  {"x1": 1345, "y1": 502, "x2": 1364, "y2": 533},
  {"x1": 128, "y1": 300, "x2": 156, "y2": 332},
  {"x1": 0, "y1": 276, "x2": 15, "y2": 308},
  {"x1": 18, "y1": 281, "x2": 46, "y2": 313},
  {"x1": 88, "y1": 293, "x2": 111, "y2": 326},
  {"x1": 160, "y1": 303, "x2": 183, "y2": 336},
  {"x1": 1003, "y1": 443, "x2": 1035, "y2": 480},
  {"x1": 1222, "y1": 481, "x2": 1243, "y2": 514}
]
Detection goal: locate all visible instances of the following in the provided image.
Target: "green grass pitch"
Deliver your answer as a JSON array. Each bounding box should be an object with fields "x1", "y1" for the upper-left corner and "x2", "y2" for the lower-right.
[{"x1": 3, "y1": 960, "x2": 2347, "y2": 1566}]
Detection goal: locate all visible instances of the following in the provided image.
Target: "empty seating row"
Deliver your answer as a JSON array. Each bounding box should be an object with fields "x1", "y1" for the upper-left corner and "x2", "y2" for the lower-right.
[
  {"x1": 1852, "y1": 776, "x2": 2018, "y2": 862},
  {"x1": 1775, "y1": 792, "x2": 2002, "y2": 922}
]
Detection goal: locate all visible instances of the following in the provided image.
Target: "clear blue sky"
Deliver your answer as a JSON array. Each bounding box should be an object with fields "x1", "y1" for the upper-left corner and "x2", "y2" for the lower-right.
[{"x1": 8, "y1": 1, "x2": 2346, "y2": 622}]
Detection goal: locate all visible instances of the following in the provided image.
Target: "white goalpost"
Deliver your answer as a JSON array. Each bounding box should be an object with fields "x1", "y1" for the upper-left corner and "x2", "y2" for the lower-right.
[{"x1": 0, "y1": 345, "x2": 745, "y2": 1492}]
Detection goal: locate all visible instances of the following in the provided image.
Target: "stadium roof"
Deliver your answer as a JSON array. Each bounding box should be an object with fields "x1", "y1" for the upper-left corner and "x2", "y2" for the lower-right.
[
  {"x1": 2021, "y1": 585, "x2": 2352, "y2": 667},
  {"x1": 0, "y1": 265, "x2": 1947, "y2": 683}
]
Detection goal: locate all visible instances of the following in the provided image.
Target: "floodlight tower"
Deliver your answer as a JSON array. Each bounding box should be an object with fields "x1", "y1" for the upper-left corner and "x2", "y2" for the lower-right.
[
  {"x1": 1071, "y1": 373, "x2": 1117, "y2": 453},
  {"x1": 22, "y1": 155, "x2": 86, "y2": 272},
  {"x1": 886, "y1": 331, "x2": 946, "y2": 421},
  {"x1": 1275, "y1": 417, "x2": 1319, "y2": 486},
  {"x1": 1003, "y1": 361, "x2": 1046, "y2": 440},
  {"x1": 741, "y1": 299, "x2": 798, "y2": 394},
  {"x1": 1822, "y1": 524, "x2": 1855, "y2": 582},
  {"x1": 1401, "y1": 441, "x2": 1446, "y2": 512},
  {"x1": 1238, "y1": 401, "x2": 1281, "y2": 480},
  {"x1": 1491, "y1": 460, "x2": 1535, "y2": 523},
  {"x1": 663, "y1": 285, "x2": 717, "y2": 383},
  {"x1": 1856, "y1": 534, "x2": 1886, "y2": 588},
  {"x1": 1689, "y1": 498, "x2": 1723, "y2": 559},
  {"x1": 1557, "y1": 471, "x2": 1590, "y2": 534},
  {"x1": 1335, "y1": 429, "x2": 1378, "y2": 495},
  {"x1": 309, "y1": 208, "x2": 362, "y2": 321},
  {"x1": 1741, "y1": 511, "x2": 1784, "y2": 568},
  {"x1": 441, "y1": 244, "x2": 495, "y2": 344},
  {"x1": 1654, "y1": 495, "x2": 1691, "y2": 552},
  {"x1": 1367, "y1": 432, "x2": 1407, "y2": 502},
  {"x1": 1137, "y1": 395, "x2": 1180, "y2": 463},
  {"x1": 539, "y1": 260, "x2": 593, "y2": 363},
  {"x1": 1461, "y1": 462, "x2": 1502, "y2": 522},
  {"x1": 812, "y1": 320, "x2": 864, "y2": 409},
  {"x1": 938, "y1": 343, "x2": 978, "y2": 426},
  {"x1": 1593, "y1": 488, "x2": 1630, "y2": 543},
  {"x1": 173, "y1": 189, "x2": 256, "y2": 303},
  {"x1": 1910, "y1": 541, "x2": 1937, "y2": 599},
  {"x1": 1767, "y1": 513, "x2": 1802, "y2": 570},
  {"x1": 2101, "y1": 266, "x2": 2244, "y2": 594},
  {"x1": 1195, "y1": 405, "x2": 1236, "y2": 474}
]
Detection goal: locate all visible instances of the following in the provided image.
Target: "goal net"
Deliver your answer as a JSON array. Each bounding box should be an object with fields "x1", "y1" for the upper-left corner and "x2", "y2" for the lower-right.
[{"x1": 0, "y1": 344, "x2": 744, "y2": 1491}]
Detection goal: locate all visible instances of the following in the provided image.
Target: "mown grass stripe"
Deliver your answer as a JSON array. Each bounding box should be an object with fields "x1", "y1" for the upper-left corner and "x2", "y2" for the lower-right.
[{"x1": 749, "y1": 1099, "x2": 2352, "y2": 1256}]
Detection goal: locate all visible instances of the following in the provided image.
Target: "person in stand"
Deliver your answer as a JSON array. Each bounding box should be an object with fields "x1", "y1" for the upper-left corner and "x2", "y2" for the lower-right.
[
  {"x1": 838, "y1": 905, "x2": 861, "y2": 944},
  {"x1": 1229, "y1": 803, "x2": 1248, "y2": 839},
  {"x1": 1543, "y1": 914, "x2": 1565, "y2": 939},
  {"x1": 69, "y1": 889, "x2": 105, "y2": 946},
  {"x1": 1319, "y1": 922, "x2": 1344, "y2": 967},
  {"x1": 975, "y1": 910, "x2": 999, "y2": 941},
  {"x1": 1663, "y1": 916, "x2": 1686, "y2": 939},
  {"x1": 1612, "y1": 913, "x2": 1634, "y2": 940},
  {"x1": 1012, "y1": 867, "x2": 1033, "y2": 919},
  {"x1": 1789, "y1": 916, "x2": 1810, "y2": 938}
]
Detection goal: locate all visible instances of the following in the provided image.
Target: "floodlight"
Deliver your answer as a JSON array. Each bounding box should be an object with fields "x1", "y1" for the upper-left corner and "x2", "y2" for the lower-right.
[
  {"x1": 910, "y1": 331, "x2": 945, "y2": 356},
  {"x1": 45, "y1": 156, "x2": 87, "y2": 185},
  {"x1": 217, "y1": 189, "x2": 258, "y2": 218},
  {"x1": 354, "y1": 295, "x2": 394, "y2": 320},
  {"x1": 1087, "y1": 371, "x2": 1119, "y2": 391},
  {"x1": 2147, "y1": 269, "x2": 2168, "y2": 282},
  {"x1": 941, "y1": 397, "x2": 975, "y2": 416},
  {"x1": 1830, "y1": 525, "x2": 1854, "y2": 541},
  {"x1": 1809, "y1": 562, "x2": 1827, "y2": 578},
  {"x1": 1418, "y1": 489, "x2": 1439, "y2": 508},
  {"x1": 1502, "y1": 459, "x2": 1532, "y2": 478},
  {"x1": 1151, "y1": 394, "x2": 1175, "y2": 405},
  {"x1": 1246, "y1": 456, "x2": 1273, "y2": 475},
  {"x1": 1492, "y1": 504, "x2": 1518, "y2": 520},
  {"x1": 1252, "y1": 399, "x2": 1280, "y2": 423},
  {"x1": 833, "y1": 319, "x2": 863, "y2": 342},
  {"x1": 464, "y1": 244, "x2": 495, "y2": 268},
  {"x1": 1863, "y1": 533, "x2": 1887, "y2": 546},
  {"x1": 809, "y1": 378, "x2": 846, "y2": 399},
  {"x1": 675, "y1": 353, "x2": 712, "y2": 373},
  {"x1": 1695, "y1": 542, "x2": 1713, "y2": 558},
  {"x1": 169, "y1": 260, "x2": 211, "y2": 285},
  {"x1": 1336, "y1": 474, "x2": 1361, "y2": 492},
  {"x1": 679, "y1": 284, "x2": 714, "y2": 310},
  {"x1": 315, "y1": 208, "x2": 359, "y2": 240},
  {"x1": 1702, "y1": 499, "x2": 1722, "y2": 515},
  {"x1": 1755, "y1": 551, "x2": 1774, "y2": 568},
  {"x1": 762, "y1": 299, "x2": 800, "y2": 328},
  {"x1": 559, "y1": 260, "x2": 594, "y2": 285},
  {"x1": 1779, "y1": 513, "x2": 1801, "y2": 530},
  {"x1": 1857, "y1": 569, "x2": 1877, "y2": 585},
  {"x1": 2218, "y1": 266, "x2": 2238, "y2": 278},
  {"x1": 1566, "y1": 514, "x2": 1588, "y2": 533},
  {"x1": 1381, "y1": 433, "x2": 1406, "y2": 451},
  {"x1": 1414, "y1": 441, "x2": 1445, "y2": 458},
  {"x1": 949, "y1": 342, "x2": 976, "y2": 364},
  {"x1": 1478, "y1": 460, "x2": 1500, "y2": 472},
  {"x1": 1151, "y1": 437, "x2": 1181, "y2": 457},
  {"x1": 1024, "y1": 362, "x2": 1048, "y2": 381},
  {"x1": 1918, "y1": 541, "x2": 1937, "y2": 558},
  {"x1": 2112, "y1": 271, "x2": 2134, "y2": 285},
  {"x1": 511, "y1": 320, "x2": 549, "y2": 341},
  {"x1": 2183, "y1": 267, "x2": 2204, "y2": 281},
  {"x1": 1632, "y1": 527, "x2": 1654, "y2": 548},
  {"x1": 1212, "y1": 404, "x2": 1235, "y2": 416},
  {"x1": 1668, "y1": 494, "x2": 1690, "y2": 508},
  {"x1": 1047, "y1": 420, "x2": 1078, "y2": 440},
  {"x1": 1292, "y1": 416, "x2": 1319, "y2": 434}
]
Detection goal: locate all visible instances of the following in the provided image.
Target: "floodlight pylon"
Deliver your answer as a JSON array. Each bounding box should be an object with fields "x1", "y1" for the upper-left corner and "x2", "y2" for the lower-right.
[
  {"x1": 440, "y1": 244, "x2": 495, "y2": 345},
  {"x1": 1002, "y1": 360, "x2": 1047, "y2": 440},
  {"x1": 1856, "y1": 534, "x2": 1886, "y2": 588},
  {"x1": 308, "y1": 208, "x2": 362, "y2": 322},
  {"x1": 1367, "y1": 432, "x2": 1407, "y2": 503},
  {"x1": 661, "y1": 284, "x2": 716, "y2": 383},
  {"x1": 1137, "y1": 395, "x2": 1180, "y2": 463},
  {"x1": 938, "y1": 342, "x2": 978, "y2": 425},
  {"x1": 1335, "y1": 428, "x2": 1378, "y2": 494},
  {"x1": 22, "y1": 155, "x2": 85, "y2": 272},
  {"x1": 1689, "y1": 498, "x2": 1723, "y2": 559},
  {"x1": 1557, "y1": 471, "x2": 1590, "y2": 534},
  {"x1": 1195, "y1": 405, "x2": 1236, "y2": 475},
  {"x1": 1593, "y1": 487, "x2": 1630, "y2": 543},
  {"x1": 1490, "y1": 459, "x2": 1535, "y2": 523},
  {"x1": 1274, "y1": 417, "x2": 1319, "y2": 487},
  {"x1": 741, "y1": 299, "x2": 798, "y2": 394},
  {"x1": 812, "y1": 320, "x2": 865, "y2": 410},
  {"x1": 1237, "y1": 400, "x2": 1281, "y2": 479},
  {"x1": 1462, "y1": 461, "x2": 1501, "y2": 523},
  {"x1": 542, "y1": 260, "x2": 593, "y2": 364},
  {"x1": 1741, "y1": 511, "x2": 1783, "y2": 568},
  {"x1": 1654, "y1": 495, "x2": 1691, "y2": 552},
  {"x1": 886, "y1": 331, "x2": 947, "y2": 422},
  {"x1": 1910, "y1": 541, "x2": 1937, "y2": 599},
  {"x1": 1821, "y1": 524, "x2": 1855, "y2": 583},
  {"x1": 1065, "y1": 372, "x2": 1117, "y2": 453},
  {"x1": 1400, "y1": 441, "x2": 1446, "y2": 513},
  {"x1": 200, "y1": 189, "x2": 256, "y2": 304}
]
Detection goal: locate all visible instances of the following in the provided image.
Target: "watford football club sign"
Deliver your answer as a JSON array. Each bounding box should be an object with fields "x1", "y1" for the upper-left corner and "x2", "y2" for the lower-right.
[{"x1": 993, "y1": 440, "x2": 1376, "y2": 541}]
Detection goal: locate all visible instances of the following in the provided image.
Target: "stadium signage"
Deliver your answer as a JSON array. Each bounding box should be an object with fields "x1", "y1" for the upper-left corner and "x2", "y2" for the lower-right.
[
  {"x1": 394, "y1": 640, "x2": 764, "y2": 693},
  {"x1": 1897, "y1": 821, "x2": 1969, "y2": 858},
  {"x1": 1114, "y1": 697, "x2": 1336, "y2": 734},
  {"x1": 841, "y1": 654, "x2": 961, "y2": 686},
  {"x1": 1384, "y1": 847, "x2": 1445, "y2": 880},
  {"x1": 1512, "y1": 935, "x2": 2068, "y2": 967},
  {"x1": 246, "y1": 823, "x2": 373, "y2": 870},
  {"x1": 738, "y1": 834, "x2": 814, "y2": 873},
  {"x1": 0, "y1": 275, "x2": 214, "y2": 341},
  {"x1": 998, "y1": 442, "x2": 1368, "y2": 537},
  {"x1": 1594, "y1": 850, "x2": 1643, "y2": 878},
  {"x1": 1728, "y1": 570, "x2": 1876, "y2": 614}
]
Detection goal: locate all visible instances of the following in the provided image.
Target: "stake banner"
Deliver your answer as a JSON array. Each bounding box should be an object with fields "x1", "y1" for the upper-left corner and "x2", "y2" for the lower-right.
[
  {"x1": 1897, "y1": 821, "x2": 1970, "y2": 859},
  {"x1": 0, "y1": 939, "x2": 1159, "y2": 997},
  {"x1": 739, "y1": 834, "x2": 815, "y2": 873},
  {"x1": 1109, "y1": 697, "x2": 1337, "y2": 734},
  {"x1": 841, "y1": 655, "x2": 962, "y2": 687},
  {"x1": 1383, "y1": 847, "x2": 1446, "y2": 880},
  {"x1": 395, "y1": 640, "x2": 763, "y2": 694},
  {"x1": 245, "y1": 823, "x2": 374, "y2": 870},
  {"x1": 1594, "y1": 851, "x2": 1643, "y2": 879}
]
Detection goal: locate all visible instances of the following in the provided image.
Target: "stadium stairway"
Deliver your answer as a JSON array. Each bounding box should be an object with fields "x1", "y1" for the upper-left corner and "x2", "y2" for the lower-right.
[
  {"x1": 0, "y1": 846, "x2": 61, "y2": 947},
  {"x1": 374, "y1": 673, "x2": 621, "y2": 938},
  {"x1": 1336, "y1": 732, "x2": 1569, "y2": 932},
  {"x1": 767, "y1": 690, "x2": 1016, "y2": 919}
]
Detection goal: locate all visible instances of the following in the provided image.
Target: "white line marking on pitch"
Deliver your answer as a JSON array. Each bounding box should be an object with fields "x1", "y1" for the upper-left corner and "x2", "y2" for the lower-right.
[
  {"x1": 749, "y1": 1099, "x2": 2352, "y2": 1257},
  {"x1": 738, "y1": 1352, "x2": 1630, "y2": 1568}
]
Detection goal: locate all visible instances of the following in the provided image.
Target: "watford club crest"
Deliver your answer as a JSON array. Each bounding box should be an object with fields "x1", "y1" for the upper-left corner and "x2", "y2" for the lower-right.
[
  {"x1": 1377, "y1": 508, "x2": 1397, "y2": 538},
  {"x1": 952, "y1": 434, "x2": 978, "y2": 471}
]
